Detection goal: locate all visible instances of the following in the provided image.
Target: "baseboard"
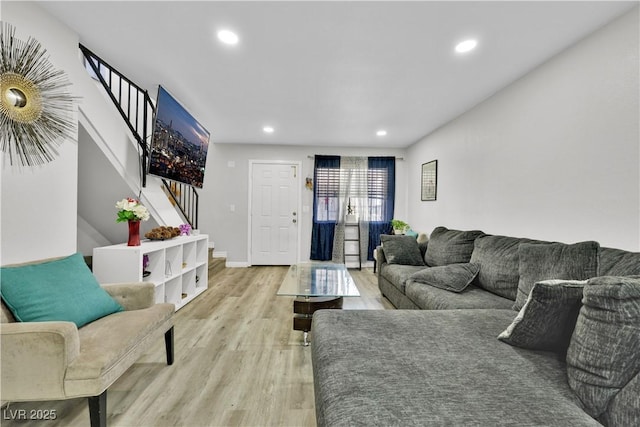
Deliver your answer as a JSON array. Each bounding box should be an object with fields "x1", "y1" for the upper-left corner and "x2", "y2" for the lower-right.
[
  {"x1": 210, "y1": 251, "x2": 227, "y2": 259},
  {"x1": 225, "y1": 261, "x2": 250, "y2": 268}
]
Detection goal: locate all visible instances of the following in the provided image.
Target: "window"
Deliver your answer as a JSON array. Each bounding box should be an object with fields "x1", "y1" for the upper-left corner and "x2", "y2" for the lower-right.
[
  {"x1": 367, "y1": 166, "x2": 390, "y2": 222},
  {"x1": 314, "y1": 166, "x2": 340, "y2": 221},
  {"x1": 311, "y1": 156, "x2": 395, "y2": 261}
]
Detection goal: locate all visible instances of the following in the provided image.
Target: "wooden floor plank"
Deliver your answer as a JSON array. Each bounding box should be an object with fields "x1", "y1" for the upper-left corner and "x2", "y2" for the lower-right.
[{"x1": 1, "y1": 259, "x2": 391, "y2": 426}]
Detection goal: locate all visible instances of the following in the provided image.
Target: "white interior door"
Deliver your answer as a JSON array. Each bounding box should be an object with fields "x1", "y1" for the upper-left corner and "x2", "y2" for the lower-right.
[{"x1": 250, "y1": 162, "x2": 299, "y2": 265}]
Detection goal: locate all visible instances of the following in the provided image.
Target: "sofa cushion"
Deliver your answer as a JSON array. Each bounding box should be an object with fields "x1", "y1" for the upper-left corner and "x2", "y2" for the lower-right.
[
  {"x1": 409, "y1": 263, "x2": 479, "y2": 293},
  {"x1": 380, "y1": 235, "x2": 425, "y2": 266},
  {"x1": 599, "y1": 247, "x2": 640, "y2": 276},
  {"x1": 67, "y1": 304, "x2": 172, "y2": 380},
  {"x1": 424, "y1": 226, "x2": 485, "y2": 267},
  {"x1": 470, "y1": 235, "x2": 545, "y2": 300},
  {"x1": 514, "y1": 241, "x2": 599, "y2": 311},
  {"x1": 599, "y1": 372, "x2": 640, "y2": 427},
  {"x1": 65, "y1": 302, "x2": 174, "y2": 396},
  {"x1": 405, "y1": 282, "x2": 514, "y2": 310},
  {"x1": 380, "y1": 264, "x2": 428, "y2": 294},
  {"x1": 0, "y1": 253, "x2": 123, "y2": 328},
  {"x1": 566, "y1": 276, "x2": 640, "y2": 419},
  {"x1": 312, "y1": 309, "x2": 601, "y2": 427},
  {"x1": 498, "y1": 279, "x2": 586, "y2": 352}
]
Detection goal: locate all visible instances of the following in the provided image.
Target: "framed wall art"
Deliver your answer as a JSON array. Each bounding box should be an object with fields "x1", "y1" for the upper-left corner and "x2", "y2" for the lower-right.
[
  {"x1": 1, "y1": 23, "x2": 76, "y2": 166},
  {"x1": 421, "y1": 160, "x2": 437, "y2": 201}
]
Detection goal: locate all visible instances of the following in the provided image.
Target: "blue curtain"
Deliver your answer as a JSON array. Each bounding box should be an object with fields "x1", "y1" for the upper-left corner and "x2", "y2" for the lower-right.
[
  {"x1": 367, "y1": 157, "x2": 395, "y2": 260},
  {"x1": 310, "y1": 155, "x2": 340, "y2": 260}
]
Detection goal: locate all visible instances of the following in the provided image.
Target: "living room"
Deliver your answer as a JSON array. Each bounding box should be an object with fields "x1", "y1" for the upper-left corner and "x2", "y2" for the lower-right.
[{"x1": 1, "y1": 1, "x2": 639, "y2": 426}]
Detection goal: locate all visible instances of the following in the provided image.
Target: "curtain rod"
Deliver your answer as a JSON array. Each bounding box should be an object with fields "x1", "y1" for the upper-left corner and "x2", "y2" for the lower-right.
[{"x1": 307, "y1": 155, "x2": 404, "y2": 160}]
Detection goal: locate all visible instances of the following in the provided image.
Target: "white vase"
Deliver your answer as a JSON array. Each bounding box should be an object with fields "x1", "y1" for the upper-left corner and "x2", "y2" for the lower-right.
[{"x1": 345, "y1": 214, "x2": 358, "y2": 223}]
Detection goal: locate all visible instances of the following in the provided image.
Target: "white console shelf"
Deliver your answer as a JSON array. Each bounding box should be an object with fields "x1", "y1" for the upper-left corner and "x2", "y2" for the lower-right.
[{"x1": 93, "y1": 234, "x2": 209, "y2": 311}]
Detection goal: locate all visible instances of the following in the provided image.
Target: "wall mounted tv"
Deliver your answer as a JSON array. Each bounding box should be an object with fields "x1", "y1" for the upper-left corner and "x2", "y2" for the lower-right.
[{"x1": 148, "y1": 85, "x2": 210, "y2": 188}]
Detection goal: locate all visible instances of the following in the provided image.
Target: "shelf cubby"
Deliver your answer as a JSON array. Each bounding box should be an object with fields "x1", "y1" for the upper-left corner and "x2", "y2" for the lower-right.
[{"x1": 93, "y1": 234, "x2": 209, "y2": 311}]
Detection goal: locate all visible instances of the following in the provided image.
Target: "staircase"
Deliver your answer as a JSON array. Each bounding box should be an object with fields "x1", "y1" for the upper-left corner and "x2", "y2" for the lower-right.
[{"x1": 79, "y1": 44, "x2": 199, "y2": 229}]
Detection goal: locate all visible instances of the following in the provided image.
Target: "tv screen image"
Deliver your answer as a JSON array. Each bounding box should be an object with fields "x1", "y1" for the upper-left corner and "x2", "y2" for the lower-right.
[{"x1": 148, "y1": 86, "x2": 210, "y2": 188}]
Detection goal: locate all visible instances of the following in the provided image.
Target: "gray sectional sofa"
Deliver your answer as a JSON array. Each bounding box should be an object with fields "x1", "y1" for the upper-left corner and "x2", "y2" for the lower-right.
[{"x1": 311, "y1": 226, "x2": 640, "y2": 426}]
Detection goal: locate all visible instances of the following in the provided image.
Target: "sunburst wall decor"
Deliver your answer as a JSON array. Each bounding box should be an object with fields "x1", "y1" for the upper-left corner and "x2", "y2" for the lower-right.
[{"x1": 0, "y1": 22, "x2": 76, "y2": 166}]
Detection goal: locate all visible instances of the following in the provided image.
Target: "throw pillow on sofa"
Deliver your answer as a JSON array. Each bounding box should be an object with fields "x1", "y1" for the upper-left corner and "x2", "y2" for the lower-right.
[
  {"x1": 498, "y1": 279, "x2": 587, "y2": 352},
  {"x1": 424, "y1": 226, "x2": 485, "y2": 267},
  {"x1": 0, "y1": 253, "x2": 124, "y2": 328},
  {"x1": 566, "y1": 276, "x2": 640, "y2": 419},
  {"x1": 469, "y1": 235, "x2": 543, "y2": 300},
  {"x1": 409, "y1": 263, "x2": 479, "y2": 292},
  {"x1": 381, "y1": 235, "x2": 425, "y2": 266},
  {"x1": 514, "y1": 241, "x2": 599, "y2": 311}
]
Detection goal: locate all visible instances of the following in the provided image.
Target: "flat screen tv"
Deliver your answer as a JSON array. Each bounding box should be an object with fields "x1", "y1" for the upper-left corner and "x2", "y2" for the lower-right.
[{"x1": 148, "y1": 85, "x2": 210, "y2": 188}]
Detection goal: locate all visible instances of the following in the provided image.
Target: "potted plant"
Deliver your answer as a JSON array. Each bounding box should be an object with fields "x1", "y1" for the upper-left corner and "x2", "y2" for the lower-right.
[{"x1": 391, "y1": 219, "x2": 409, "y2": 235}]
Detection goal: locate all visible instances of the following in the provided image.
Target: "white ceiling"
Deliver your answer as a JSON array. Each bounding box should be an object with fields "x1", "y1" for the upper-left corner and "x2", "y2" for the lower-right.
[{"x1": 36, "y1": 1, "x2": 636, "y2": 148}]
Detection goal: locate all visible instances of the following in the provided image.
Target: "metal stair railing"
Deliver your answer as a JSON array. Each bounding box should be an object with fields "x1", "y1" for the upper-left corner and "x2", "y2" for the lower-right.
[
  {"x1": 79, "y1": 44, "x2": 198, "y2": 228},
  {"x1": 161, "y1": 180, "x2": 199, "y2": 230}
]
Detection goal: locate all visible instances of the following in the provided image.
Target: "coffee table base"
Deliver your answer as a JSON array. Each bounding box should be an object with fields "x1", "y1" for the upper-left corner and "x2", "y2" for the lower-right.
[{"x1": 293, "y1": 296, "x2": 343, "y2": 346}]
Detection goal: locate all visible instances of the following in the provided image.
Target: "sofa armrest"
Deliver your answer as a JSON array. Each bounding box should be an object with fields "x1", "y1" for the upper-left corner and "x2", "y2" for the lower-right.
[
  {"x1": 0, "y1": 321, "x2": 79, "y2": 400},
  {"x1": 101, "y1": 282, "x2": 155, "y2": 310}
]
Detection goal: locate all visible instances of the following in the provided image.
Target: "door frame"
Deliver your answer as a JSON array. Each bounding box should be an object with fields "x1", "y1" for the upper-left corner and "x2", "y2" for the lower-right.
[{"x1": 247, "y1": 159, "x2": 302, "y2": 266}]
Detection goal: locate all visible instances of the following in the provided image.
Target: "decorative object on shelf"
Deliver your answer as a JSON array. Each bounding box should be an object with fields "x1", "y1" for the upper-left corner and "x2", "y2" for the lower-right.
[
  {"x1": 165, "y1": 260, "x2": 172, "y2": 278},
  {"x1": 115, "y1": 198, "x2": 150, "y2": 246},
  {"x1": 305, "y1": 176, "x2": 313, "y2": 191},
  {"x1": 115, "y1": 197, "x2": 150, "y2": 222},
  {"x1": 391, "y1": 219, "x2": 410, "y2": 235},
  {"x1": 142, "y1": 254, "x2": 151, "y2": 277},
  {"x1": 145, "y1": 226, "x2": 181, "y2": 240},
  {"x1": 127, "y1": 220, "x2": 141, "y2": 246},
  {"x1": 0, "y1": 23, "x2": 77, "y2": 166},
  {"x1": 179, "y1": 223, "x2": 192, "y2": 236},
  {"x1": 345, "y1": 197, "x2": 358, "y2": 223},
  {"x1": 421, "y1": 160, "x2": 438, "y2": 201}
]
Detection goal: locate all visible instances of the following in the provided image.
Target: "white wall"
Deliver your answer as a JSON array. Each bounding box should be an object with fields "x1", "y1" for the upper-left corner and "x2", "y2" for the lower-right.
[
  {"x1": 199, "y1": 144, "x2": 406, "y2": 264},
  {"x1": 0, "y1": 2, "x2": 81, "y2": 264},
  {"x1": 0, "y1": 2, "x2": 183, "y2": 264},
  {"x1": 407, "y1": 8, "x2": 640, "y2": 251}
]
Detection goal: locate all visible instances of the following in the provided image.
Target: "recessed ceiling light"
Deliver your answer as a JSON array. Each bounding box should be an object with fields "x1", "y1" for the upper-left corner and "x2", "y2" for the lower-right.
[
  {"x1": 263, "y1": 126, "x2": 274, "y2": 134},
  {"x1": 217, "y1": 29, "x2": 239, "y2": 45},
  {"x1": 455, "y1": 39, "x2": 477, "y2": 53},
  {"x1": 376, "y1": 130, "x2": 387, "y2": 137}
]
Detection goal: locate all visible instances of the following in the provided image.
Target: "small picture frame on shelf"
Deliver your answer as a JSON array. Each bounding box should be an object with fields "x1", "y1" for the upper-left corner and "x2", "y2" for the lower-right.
[{"x1": 421, "y1": 160, "x2": 438, "y2": 201}]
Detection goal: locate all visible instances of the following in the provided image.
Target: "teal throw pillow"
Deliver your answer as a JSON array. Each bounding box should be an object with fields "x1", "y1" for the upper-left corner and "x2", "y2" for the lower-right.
[
  {"x1": 405, "y1": 229, "x2": 419, "y2": 239},
  {"x1": 1, "y1": 253, "x2": 124, "y2": 328}
]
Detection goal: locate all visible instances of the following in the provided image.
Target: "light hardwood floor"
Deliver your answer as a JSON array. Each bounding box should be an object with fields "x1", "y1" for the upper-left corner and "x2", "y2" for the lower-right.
[{"x1": 1, "y1": 259, "x2": 392, "y2": 427}]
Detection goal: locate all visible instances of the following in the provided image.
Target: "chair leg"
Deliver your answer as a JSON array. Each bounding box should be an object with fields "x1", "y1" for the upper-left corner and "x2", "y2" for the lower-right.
[
  {"x1": 88, "y1": 391, "x2": 107, "y2": 427},
  {"x1": 165, "y1": 327, "x2": 174, "y2": 365}
]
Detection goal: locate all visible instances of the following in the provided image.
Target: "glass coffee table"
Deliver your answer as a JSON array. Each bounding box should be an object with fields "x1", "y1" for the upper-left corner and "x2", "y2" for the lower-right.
[{"x1": 277, "y1": 262, "x2": 360, "y2": 346}]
